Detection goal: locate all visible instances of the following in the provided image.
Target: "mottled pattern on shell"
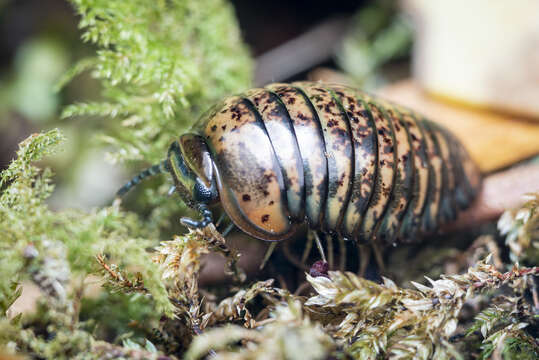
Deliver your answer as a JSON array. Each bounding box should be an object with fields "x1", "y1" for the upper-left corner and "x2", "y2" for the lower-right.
[{"x1": 194, "y1": 82, "x2": 481, "y2": 244}]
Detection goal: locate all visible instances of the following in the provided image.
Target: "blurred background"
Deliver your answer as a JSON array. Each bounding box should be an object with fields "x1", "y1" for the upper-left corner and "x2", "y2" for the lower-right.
[{"x1": 1, "y1": 0, "x2": 538, "y2": 211}]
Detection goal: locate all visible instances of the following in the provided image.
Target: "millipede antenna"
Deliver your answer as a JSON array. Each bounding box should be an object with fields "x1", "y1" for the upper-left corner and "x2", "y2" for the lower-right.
[{"x1": 116, "y1": 160, "x2": 168, "y2": 197}]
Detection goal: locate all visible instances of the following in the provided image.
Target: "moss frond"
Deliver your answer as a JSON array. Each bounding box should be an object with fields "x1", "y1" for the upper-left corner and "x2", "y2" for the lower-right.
[
  {"x1": 498, "y1": 192, "x2": 539, "y2": 264},
  {"x1": 62, "y1": 0, "x2": 253, "y2": 165},
  {"x1": 303, "y1": 257, "x2": 538, "y2": 359}
]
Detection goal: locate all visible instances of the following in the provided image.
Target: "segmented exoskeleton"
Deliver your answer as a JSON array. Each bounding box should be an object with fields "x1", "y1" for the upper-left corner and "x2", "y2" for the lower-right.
[{"x1": 116, "y1": 82, "x2": 481, "y2": 247}]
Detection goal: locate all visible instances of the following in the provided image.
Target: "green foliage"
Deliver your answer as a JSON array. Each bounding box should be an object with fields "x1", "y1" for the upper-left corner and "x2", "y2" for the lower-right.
[
  {"x1": 1, "y1": 130, "x2": 65, "y2": 315},
  {"x1": 498, "y1": 192, "x2": 539, "y2": 264},
  {"x1": 61, "y1": 0, "x2": 253, "y2": 165},
  {"x1": 0, "y1": 130, "x2": 174, "y2": 355},
  {"x1": 465, "y1": 296, "x2": 539, "y2": 360},
  {"x1": 477, "y1": 324, "x2": 538, "y2": 360},
  {"x1": 80, "y1": 291, "x2": 159, "y2": 343},
  {"x1": 337, "y1": 0, "x2": 412, "y2": 89},
  {"x1": 2, "y1": 0, "x2": 256, "y2": 357}
]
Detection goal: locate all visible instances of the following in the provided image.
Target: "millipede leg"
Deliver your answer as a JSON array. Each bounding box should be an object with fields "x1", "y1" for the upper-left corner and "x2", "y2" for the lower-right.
[
  {"x1": 338, "y1": 236, "x2": 346, "y2": 271},
  {"x1": 312, "y1": 231, "x2": 327, "y2": 263},
  {"x1": 221, "y1": 222, "x2": 235, "y2": 237},
  {"x1": 300, "y1": 231, "x2": 314, "y2": 263},
  {"x1": 326, "y1": 234, "x2": 334, "y2": 270},
  {"x1": 215, "y1": 212, "x2": 226, "y2": 227},
  {"x1": 259, "y1": 242, "x2": 278, "y2": 270},
  {"x1": 282, "y1": 241, "x2": 310, "y2": 271},
  {"x1": 294, "y1": 281, "x2": 311, "y2": 296},
  {"x1": 180, "y1": 203, "x2": 213, "y2": 229},
  {"x1": 358, "y1": 244, "x2": 371, "y2": 277},
  {"x1": 371, "y1": 242, "x2": 386, "y2": 274}
]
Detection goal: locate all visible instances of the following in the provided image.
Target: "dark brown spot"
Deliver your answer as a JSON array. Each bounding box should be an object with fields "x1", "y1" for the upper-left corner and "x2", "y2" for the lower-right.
[
  {"x1": 327, "y1": 120, "x2": 338, "y2": 128},
  {"x1": 211, "y1": 125, "x2": 217, "y2": 132},
  {"x1": 242, "y1": 194, "x2": 251, "y2": 201},
  {"x1": 261, "y1": 214, "x2": 270, "y2": 223},
  {"x1": 269, "y1": 200, "x2": 274, "y2": 205},
  {"x1": 297, "y1": 112, "x2": 307, "y2": 121},
  {"x1": 221, "y1": 125, "x2": 227, "y2": 130}
]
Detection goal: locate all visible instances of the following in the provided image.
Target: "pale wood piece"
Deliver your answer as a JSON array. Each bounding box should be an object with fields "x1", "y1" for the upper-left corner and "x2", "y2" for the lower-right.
[{"x1": 378, "y1": 80, "x2": 539, "y2": 172}]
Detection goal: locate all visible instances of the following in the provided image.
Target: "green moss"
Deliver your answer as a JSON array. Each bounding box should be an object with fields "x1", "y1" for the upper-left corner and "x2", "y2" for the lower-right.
[{"x1": 61, "y1": 0, "x2": 253, "y2": 165}]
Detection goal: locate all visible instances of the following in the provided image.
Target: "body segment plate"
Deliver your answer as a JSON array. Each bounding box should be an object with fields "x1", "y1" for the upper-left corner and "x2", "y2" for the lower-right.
[
  {"x1": 244, "y1": 88, "x2": 305, "y2": 220},
  {"x1": 327, "y1": 85, "x2": 377, "y2": 239},
  {"x1": 266, "y1": 83, "x2": 328, "y2": 227},
  {"x1": 417, "y1": 116, "x2": 442, "y2": 233},
  {"x1": 295, "y1": 82, "x2": 354, "y2": 233},
  {"x1": 199, "y1": 96, "x2": 294, "y2": 240},
  {"x1": 355, "y1": 98, "x2": 398, "y2": 242},
  {"x1": 429, "y1": 122, "x2": 457, "y2": 222},
  {"x1": 396, "y1": 108, "x2": 430, "y2": 241},
  {"x1": 373, "y1": 98, "x2": 414, "y2": 245}
]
